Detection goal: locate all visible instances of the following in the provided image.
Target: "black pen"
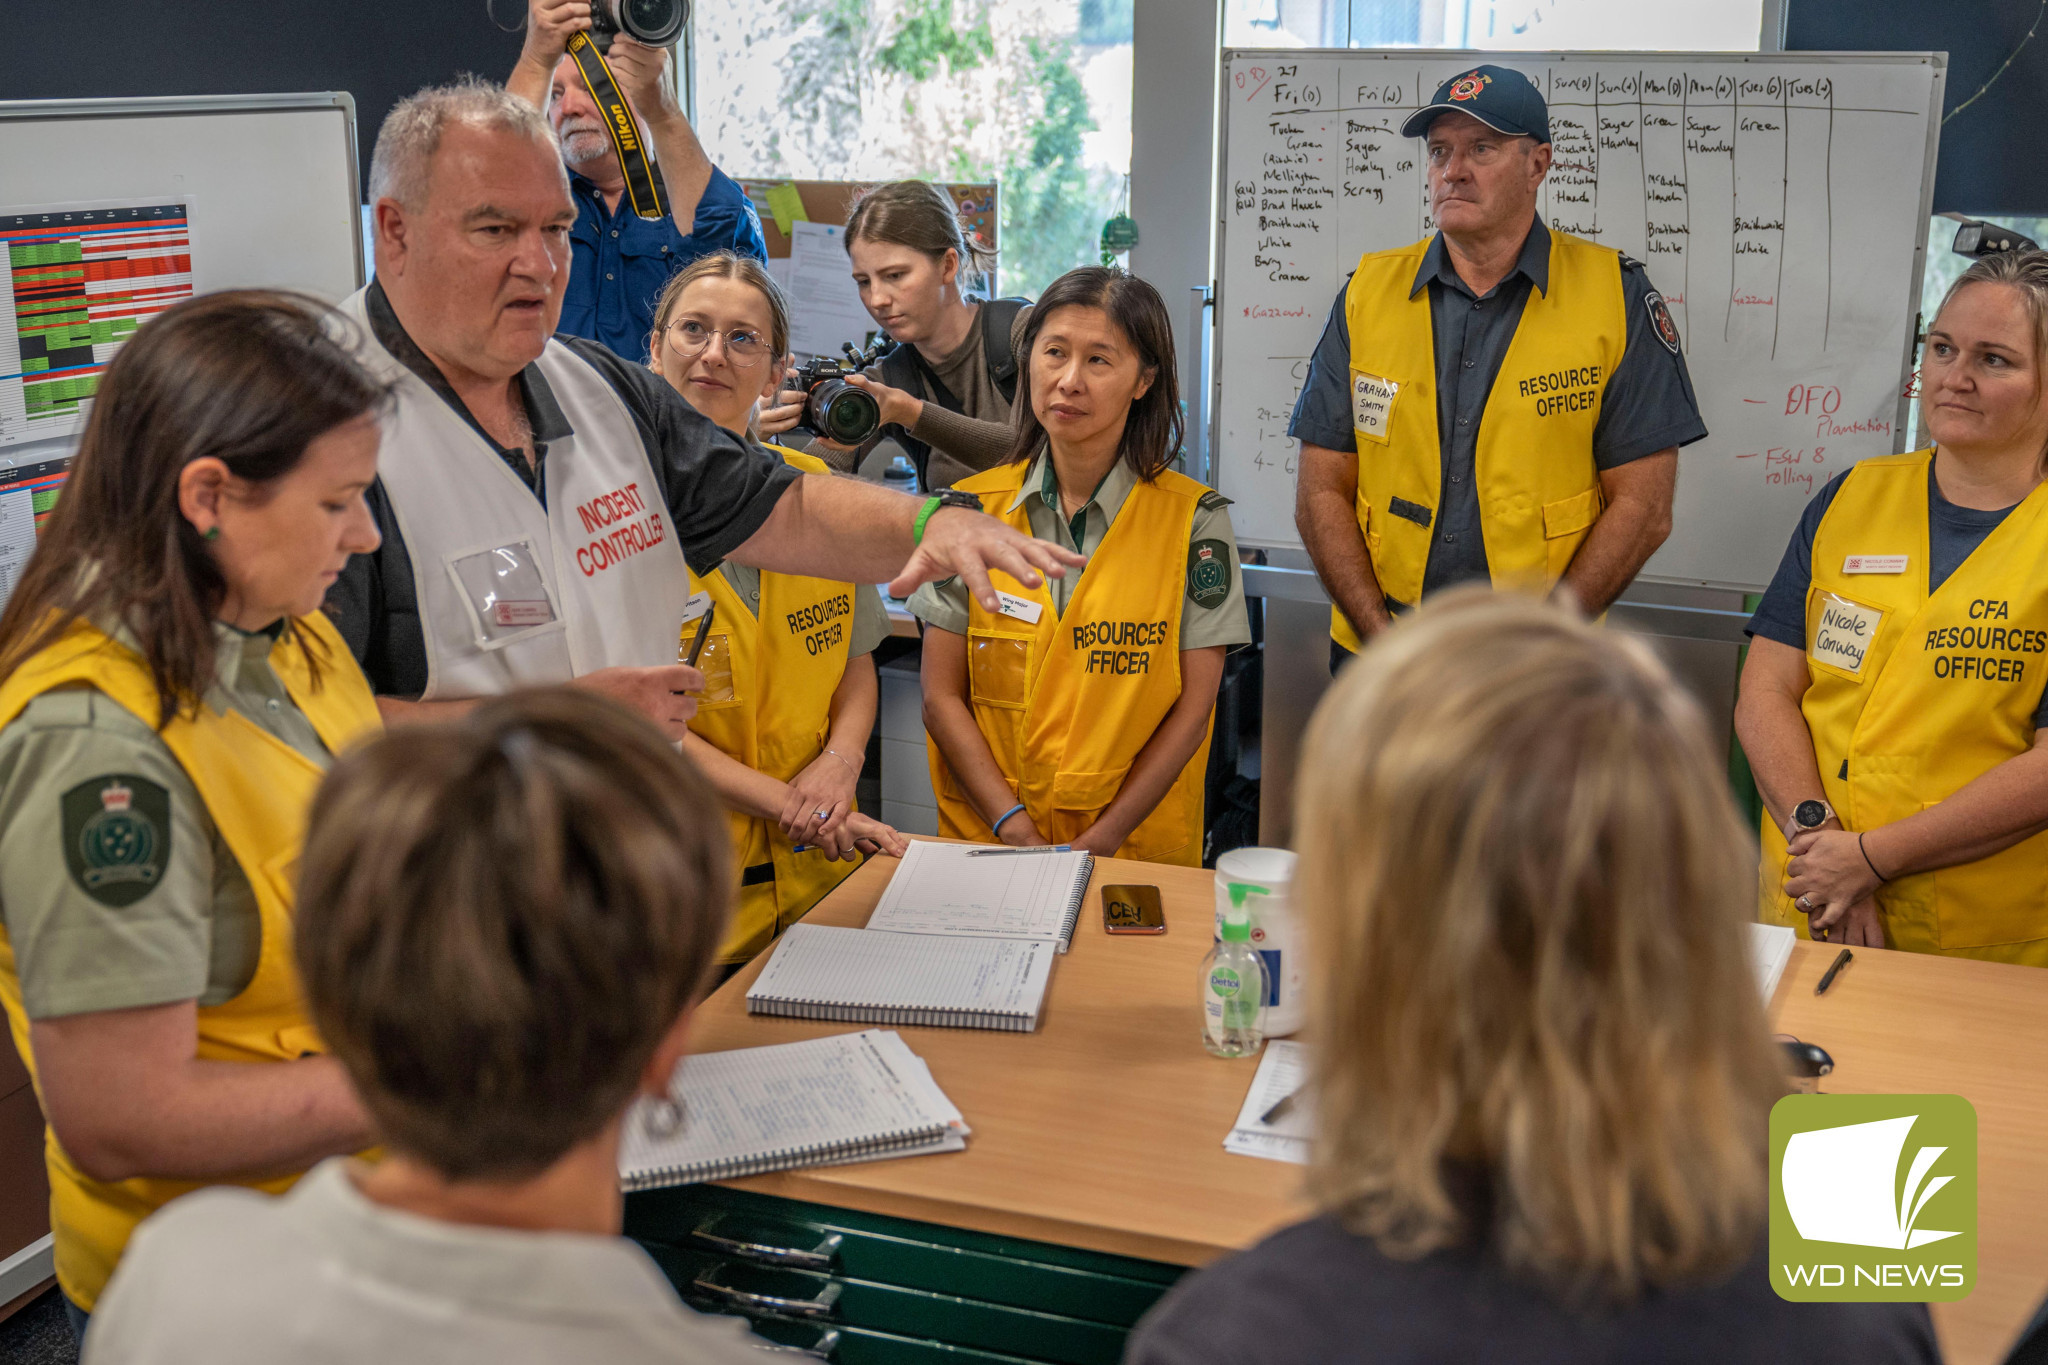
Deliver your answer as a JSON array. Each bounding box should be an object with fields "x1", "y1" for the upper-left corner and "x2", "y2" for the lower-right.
[{"x1": 1815, "y1": 948, "x2": 1853, "y2": 995}]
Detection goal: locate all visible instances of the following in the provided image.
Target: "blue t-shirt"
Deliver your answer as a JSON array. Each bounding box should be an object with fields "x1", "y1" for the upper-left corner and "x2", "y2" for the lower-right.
[
  {"x1": 1288, "y1": 219, "x2": 1707, "y2": 604},
  {"x1": 558, "y1": 165, "x2": 768, "y2": 363},
  {"x1": 1747, "y1": 463, "x2": 2048, "y2": 724}
]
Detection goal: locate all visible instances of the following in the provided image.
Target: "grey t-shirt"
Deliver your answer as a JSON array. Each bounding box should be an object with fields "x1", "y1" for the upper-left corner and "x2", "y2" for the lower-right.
[
  {"x1": 1128, "y1": 1215, "x2": 1939, "y2": 1365},
  {"x1": 84, "y1": 1158, "x2": 777, "y2": 1365},
  {"x1": 0, "y1": 623, "x2": 331, "y2": 1019}
]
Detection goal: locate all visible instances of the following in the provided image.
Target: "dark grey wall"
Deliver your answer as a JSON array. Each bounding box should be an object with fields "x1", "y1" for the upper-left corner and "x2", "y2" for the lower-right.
[
  {"x1": 1788, "y1": 0, "x2": 2048, "y2": 214},
  {"x1": 0, "y1": 0, "x2": 530, "y2": 198}
]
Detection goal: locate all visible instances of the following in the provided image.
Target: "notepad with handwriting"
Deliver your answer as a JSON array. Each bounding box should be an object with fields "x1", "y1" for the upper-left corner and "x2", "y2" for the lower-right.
[
  {"x1": 618, "y1": 1030, "x2": 967, "y2": 1191},
  {"x1": 863, "y1": 840, "x2": 1094, "y2": 951},
  {"x1": 746, "y1": 923, "x2": 1054, "y2": 1032}
]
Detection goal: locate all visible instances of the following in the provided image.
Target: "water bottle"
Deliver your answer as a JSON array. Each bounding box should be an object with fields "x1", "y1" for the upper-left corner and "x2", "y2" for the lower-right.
[
  {"x1": 1200, "y1": 885, "x2": 1269, "y2": 1059},
  {"x1": 882, "y1": 453, "x2": 918, "y2": 496}
]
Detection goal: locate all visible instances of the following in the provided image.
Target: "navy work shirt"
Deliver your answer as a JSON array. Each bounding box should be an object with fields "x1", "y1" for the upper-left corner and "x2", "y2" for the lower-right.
[
  {"x1": 558, "y1": 165, "x2": 768, "y2": 363},
  {"x1": 1289, "y1": 218, "x2": 1707, "y2": 604}
]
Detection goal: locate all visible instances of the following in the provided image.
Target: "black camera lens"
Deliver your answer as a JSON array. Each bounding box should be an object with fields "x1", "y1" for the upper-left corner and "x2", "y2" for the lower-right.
[
  {"x1": 808, "y1": 379, "x2": 881, "y2": 446},
  {"x1": 617, "y1": 0, "x2": 687, "y2": 45}
]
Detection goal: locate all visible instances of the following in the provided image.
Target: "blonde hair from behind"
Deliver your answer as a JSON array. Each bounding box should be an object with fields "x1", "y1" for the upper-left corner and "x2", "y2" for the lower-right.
[
  {"x1": 1295, "y1": 590, "x2": 1785, "y2": 1303},
  {"x1": 648, "y1": 251, "x2": 792, "y2": 440}
]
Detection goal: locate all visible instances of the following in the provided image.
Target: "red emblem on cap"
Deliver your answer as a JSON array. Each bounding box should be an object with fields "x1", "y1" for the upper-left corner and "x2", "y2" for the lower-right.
[{"x1": 1448, "y1": 73, "x2": 1491, "y2": 102}]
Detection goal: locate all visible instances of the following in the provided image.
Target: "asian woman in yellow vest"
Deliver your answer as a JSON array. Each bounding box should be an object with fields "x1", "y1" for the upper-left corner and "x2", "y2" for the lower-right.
[
  {"x1": 648, "y1": 254, "x2": 909, "y2": 964},
  {"x1": 1737, "y1": 249, "x2": 2048, "y2": 966},
  {"x1": 0, "y1": 293, "x2": 386, "y2": 1322},
  {"x1": 912, "y1": 268, "x2": 1252, "y2": 864}
]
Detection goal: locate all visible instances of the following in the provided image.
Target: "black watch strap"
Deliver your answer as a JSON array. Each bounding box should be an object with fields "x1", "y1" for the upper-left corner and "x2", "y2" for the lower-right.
[{"x1": 935, "y1": 489, "x2": 982, "y2": 511}]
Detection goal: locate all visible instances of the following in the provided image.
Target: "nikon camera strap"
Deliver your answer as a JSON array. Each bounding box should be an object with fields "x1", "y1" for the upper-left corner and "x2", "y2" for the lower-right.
[{"x1": 563, "y1": 32, "x2": 667, "y2": 221}]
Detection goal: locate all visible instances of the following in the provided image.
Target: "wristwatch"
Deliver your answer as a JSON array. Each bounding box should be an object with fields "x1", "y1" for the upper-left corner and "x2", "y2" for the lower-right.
[
  {"x1": 933, "y1": 488, "x2": 982, "y2": 513},
  {"x1": 1788, "y1": 799, "x2": 1836, "y2": 839}
]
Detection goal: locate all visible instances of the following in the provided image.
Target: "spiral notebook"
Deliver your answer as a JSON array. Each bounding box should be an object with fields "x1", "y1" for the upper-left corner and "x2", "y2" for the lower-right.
[
  {"x1": 746, "y1": 923, "x2": 1055, "y2": 1032},
  {"x1": 863, "y1": 840, "x2": 1095, "y2": 952},
  {"x1": 618, "y1": 1030, "x2": 967, "y2": 1191}
]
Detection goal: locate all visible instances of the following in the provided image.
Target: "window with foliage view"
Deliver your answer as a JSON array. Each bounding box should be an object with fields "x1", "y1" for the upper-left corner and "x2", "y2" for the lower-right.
[{"x1": 691, "y1": 0, "x2": 1134, "y2": 300}]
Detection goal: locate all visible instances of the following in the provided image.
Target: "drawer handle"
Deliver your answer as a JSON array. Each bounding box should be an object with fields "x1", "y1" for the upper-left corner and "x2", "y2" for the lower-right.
[
  {"x1": 692, "y1": 1267, "x2": 843, "y2": 1319},
  {"x1": 763, "y1": 1328, "x2": 841, "y2": 1359},
  {"x1": 690, "y1": 1217, "x2": 843, "y2": 1269}
]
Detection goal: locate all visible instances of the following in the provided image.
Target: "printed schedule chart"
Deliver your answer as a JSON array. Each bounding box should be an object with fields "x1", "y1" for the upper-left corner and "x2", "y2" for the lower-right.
[{"x1": 0, "y1": 202, "x2": 194, "y2": 450}]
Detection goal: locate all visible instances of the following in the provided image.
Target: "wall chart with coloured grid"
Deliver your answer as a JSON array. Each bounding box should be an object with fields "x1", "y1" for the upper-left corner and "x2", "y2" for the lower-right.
[{"x1": 0, "y1": 202, "x2": 195, "y2": 450}]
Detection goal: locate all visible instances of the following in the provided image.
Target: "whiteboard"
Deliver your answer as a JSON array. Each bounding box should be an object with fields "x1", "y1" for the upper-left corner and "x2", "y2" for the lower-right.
[
  {"x1": 1212, "y1": 51, "x2": 1945, "y2": 591},
  {"x1": 0, "y1": 94, "x2": 363, "y2": 466}
]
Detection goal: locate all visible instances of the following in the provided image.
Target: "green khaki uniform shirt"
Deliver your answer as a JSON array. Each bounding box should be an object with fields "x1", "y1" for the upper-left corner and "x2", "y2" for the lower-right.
[
  {"x1": 908, "y1": 452, "x2": 1254, "y2": 651},
  {"x1": 0, "y1": 623, "x2": 333, "y2": 1019}
]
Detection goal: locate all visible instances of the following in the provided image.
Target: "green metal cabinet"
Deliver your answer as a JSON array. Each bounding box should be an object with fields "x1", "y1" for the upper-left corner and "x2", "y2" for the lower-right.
[{"x1": 626, "y1": 1184, "x2": 1184, "y2": 1363}]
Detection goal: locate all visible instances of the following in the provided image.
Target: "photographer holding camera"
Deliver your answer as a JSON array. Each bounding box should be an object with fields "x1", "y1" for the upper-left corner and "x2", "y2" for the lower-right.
[
  {"x1": 507, "y1": 0, "x2": 766, "y2": 363},
  {"x1": 767, "y1": 181, "x2": 1031, "y2": 492}
]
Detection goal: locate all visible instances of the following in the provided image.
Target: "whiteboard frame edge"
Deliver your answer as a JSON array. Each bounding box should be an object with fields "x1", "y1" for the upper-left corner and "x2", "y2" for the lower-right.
[
  {"x1": 0, "y1": 91, "x2": 365, "y2": 291},
  {"x1": 1893, "y1": 54, "x2": 1947, "y2": 457},
  {"x1": 1210, "y1": 47, "x2": 1948, "y2": 588}
]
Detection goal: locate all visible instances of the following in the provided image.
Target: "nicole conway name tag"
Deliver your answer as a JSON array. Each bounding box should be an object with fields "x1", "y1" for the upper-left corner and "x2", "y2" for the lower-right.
[
  {"x1": 1811, "y1": 594, "x2": 1884, "y2": 676},
  {"x1": 1843, "y1": 555, "x2": 1909, "y2": 575}
]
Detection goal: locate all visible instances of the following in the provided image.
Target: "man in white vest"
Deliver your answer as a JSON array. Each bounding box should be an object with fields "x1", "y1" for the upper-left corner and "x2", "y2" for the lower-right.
[{"x1": 325, "y1": 80, "x2": 1078, "y2": 735}]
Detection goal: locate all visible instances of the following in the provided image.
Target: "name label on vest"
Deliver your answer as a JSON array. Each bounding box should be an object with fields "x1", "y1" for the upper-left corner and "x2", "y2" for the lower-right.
[
  {"x1": 1811, "y1": 593, "x2": 1884, "y2": 677},
  {"x1": 680, "y1": 589, "x2": 712, "y2": 624},
  {"x1": 1843, "y1": 555, "x2": 1909, "y2": 575},
  {"x1": 997, "y1": 591, "x2": 1044, "y2": 625},
  {"x1": 1350, "y1": 371, "x2": 1398, "y2": 443}
]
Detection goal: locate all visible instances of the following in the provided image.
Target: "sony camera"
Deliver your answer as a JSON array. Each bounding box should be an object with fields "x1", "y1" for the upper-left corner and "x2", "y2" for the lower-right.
[
  {"x1": 588, "y1": 0, "x2": 688, "y2": 50},
  {"x1": 793, "y1": 339, "x2": 890, "y2": 446}
]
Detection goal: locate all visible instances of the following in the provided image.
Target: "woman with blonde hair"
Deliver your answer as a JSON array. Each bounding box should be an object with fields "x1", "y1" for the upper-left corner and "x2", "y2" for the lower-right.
[
  {"x1": 1739, "y1": 247, "x2": 2048, "y2": 962},
  {"x1": 1128, "y1": 592, "x2": 1936, "y2": 1362},
  {"x1": 648, "y1": 252, "x2": 907, "y2": 966}
]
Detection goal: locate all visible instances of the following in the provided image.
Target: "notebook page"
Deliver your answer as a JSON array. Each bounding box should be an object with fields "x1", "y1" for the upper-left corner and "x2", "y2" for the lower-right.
[
  {"x1": 619, "y1": 1030, "x2": 947, "y2": 1181},
  {"x1": 865, "y1": 840, "x2": 1090, "y2": 941},
  {"x1": 1749, "y1": 922, "x2": 1796, "y2": 1002},
  {"x1": 1224, "y1": 1039, "x2": 1311, "y2": 1165},
  {"x1": 749, "y1": 923, "x2": 1054, "y2": 1017}
]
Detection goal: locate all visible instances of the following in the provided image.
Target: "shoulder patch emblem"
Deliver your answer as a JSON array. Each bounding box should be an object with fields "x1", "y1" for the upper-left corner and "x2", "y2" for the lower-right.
[
  {"x1": 1644, "y1": 290, "x2": 1682, "y2": 355},
  {"x1": 62, "y1": 774, "x2": 170, "y2": 908},
  {"x1": 1197, "y1": 489, "x2": 1234, "y2": 513},
  {"x1": 1187, "y1": 539, "x2": 1233, "y2": 609}
]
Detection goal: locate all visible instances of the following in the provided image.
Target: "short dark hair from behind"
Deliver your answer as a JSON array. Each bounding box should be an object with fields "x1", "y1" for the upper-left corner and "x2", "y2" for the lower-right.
[
  {"x1": 295, "y1": 688, "x2": 733, "y2": 1180},
  {"x1": 1005, "y1": 267, "x2": 1184, "y2": 481}
]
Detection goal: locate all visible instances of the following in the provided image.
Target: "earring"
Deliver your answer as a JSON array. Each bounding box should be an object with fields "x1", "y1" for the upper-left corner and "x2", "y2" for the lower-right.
[
  {"x1": 202, "y1": 527, "x2": 221, "y2": 542},
  {"x1": 645, "y1": 1093, "x2": 684, "y2": 1138}
]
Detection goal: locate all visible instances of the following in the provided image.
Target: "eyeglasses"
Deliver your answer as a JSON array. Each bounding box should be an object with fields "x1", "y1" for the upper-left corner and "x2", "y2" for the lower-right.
[{"x1": 665, "y1": 318, "x2": 770, "y2": 367}]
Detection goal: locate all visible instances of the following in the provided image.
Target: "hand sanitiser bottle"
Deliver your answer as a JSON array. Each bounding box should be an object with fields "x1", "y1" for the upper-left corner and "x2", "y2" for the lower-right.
[{"x1": 1201, "y1": 885, "x2": 1269, "y2": 1059}]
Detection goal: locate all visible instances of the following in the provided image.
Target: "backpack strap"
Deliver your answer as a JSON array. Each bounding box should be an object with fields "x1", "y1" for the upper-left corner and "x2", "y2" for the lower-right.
[{"x1": 982, "y1": 297, "x2": 1029, "y2": 405}]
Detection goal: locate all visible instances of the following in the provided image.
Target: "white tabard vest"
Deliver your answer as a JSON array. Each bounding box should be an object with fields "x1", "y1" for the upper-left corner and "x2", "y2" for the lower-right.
[{"x1": 338, "y1": 289, "x2": 692, "y2": 699}]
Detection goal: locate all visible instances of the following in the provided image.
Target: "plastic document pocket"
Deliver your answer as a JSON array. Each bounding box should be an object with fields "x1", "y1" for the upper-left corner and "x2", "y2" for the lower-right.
[
  {"x1": 445, "y1": 540, "x2": 564, "y2": 651},
  {"x1": 968, "y1": 631, "x2": 1032, "y2": 709}
]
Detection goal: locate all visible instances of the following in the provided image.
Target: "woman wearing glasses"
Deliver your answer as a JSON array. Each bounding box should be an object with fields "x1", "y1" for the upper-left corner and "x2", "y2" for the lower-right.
[{"x1": 648, "y1": 254, "x2": 908, "y2": 966}]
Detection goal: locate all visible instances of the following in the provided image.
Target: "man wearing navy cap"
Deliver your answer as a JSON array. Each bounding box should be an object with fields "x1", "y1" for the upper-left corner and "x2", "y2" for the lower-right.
[{"x1": 1292, "y1": 65, "x2": 1705, "y2": 666}]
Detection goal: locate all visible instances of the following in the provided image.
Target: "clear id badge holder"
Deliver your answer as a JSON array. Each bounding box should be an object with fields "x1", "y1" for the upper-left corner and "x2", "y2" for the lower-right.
[{"x1": 444, "y1": 540, "x2": 565, "y2": 651}]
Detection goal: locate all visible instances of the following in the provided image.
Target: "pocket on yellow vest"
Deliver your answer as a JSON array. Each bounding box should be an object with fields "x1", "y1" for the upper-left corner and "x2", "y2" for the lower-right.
[
  {"x1": 1925, "y1": 804, "x2": 2048, "y2": 951},
  {"x1": 1541, "y1": 487, "x2": 1603, "y2": 579},
  {"x1": 968, "y1": 630, "x2": 1032, "y2": 710},
  {"x1": 694, "y1": 634, "x2": 739, "y2": 707}
]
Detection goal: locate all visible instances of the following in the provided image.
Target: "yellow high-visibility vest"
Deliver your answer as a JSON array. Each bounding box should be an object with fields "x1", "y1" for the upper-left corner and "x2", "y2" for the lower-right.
[
  {"x1": 0, "y1": 613, "x2": 380, "y2": 1308},
  {"x1": 687, "y1": 446, "x2": 861, "y2": 962},
  {"x1": 1335, "y1": 228, "x2": 1625, "y2": 649},
  {"x1": 927, "y1": 461, "x2": 1213, "y2": 865},
  {"x1": 1759, "y1": 449, "x2": 2048, "y2": 965}
]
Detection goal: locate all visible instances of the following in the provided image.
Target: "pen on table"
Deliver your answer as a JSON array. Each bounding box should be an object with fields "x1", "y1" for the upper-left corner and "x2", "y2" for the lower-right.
[
  {"x1": 1815, "y1": 948, "x2": 1853, "y2": 995},
  {"x1": 965, "y1": 845, "x2": 1075, "y2": 857},
  {"x1": 1260, "y1": 1089, "x2": 1298, "y2": 1126}
]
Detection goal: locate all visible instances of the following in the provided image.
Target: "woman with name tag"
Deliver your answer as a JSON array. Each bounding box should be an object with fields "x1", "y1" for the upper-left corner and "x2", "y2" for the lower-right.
[
  {"x1": 648, "y1": 253, "x2": 908, "y2": 966},
  {"x1": 763, "y1": 180, "x2": 1031, "y2": 492},
  {"x1": 0, "y1": 293, "x2": 387, "y2": 1330},
  {"x1": 910, "y1": 267, "x2": 1251, "y2": 864},
  {"x1": 1738, "y1": 248, "x2": 2048, "y2": 964},
  {"x1": 1129, "y1": 593, "x2": 1937, "y2": 1363}
]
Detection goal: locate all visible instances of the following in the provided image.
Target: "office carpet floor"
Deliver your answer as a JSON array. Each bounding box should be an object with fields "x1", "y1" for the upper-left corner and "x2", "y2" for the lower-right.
[{"x1": 0, "y1": 1288, "x2": 79, "y2": 1364}]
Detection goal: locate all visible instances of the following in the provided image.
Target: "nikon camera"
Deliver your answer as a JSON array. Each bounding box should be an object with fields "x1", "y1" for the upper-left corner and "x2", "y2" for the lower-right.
[
  {"x1": 794, "y1": 338, "x2": 891, "y2": 446},
  {"x1": 588, "y1": 0, "x2": 688, "y2": 50}
]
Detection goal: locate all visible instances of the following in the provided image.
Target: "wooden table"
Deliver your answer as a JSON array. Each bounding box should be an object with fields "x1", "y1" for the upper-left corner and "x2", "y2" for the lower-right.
[{"x1": 692, "y1": 850, "x2": 2048, "y2": 1364}]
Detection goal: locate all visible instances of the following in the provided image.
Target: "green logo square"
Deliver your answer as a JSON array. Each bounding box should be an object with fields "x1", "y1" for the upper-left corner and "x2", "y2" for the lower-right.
[{"x1": 1770, "y1": 1094, "x2": 1976, "y2": 1302}]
